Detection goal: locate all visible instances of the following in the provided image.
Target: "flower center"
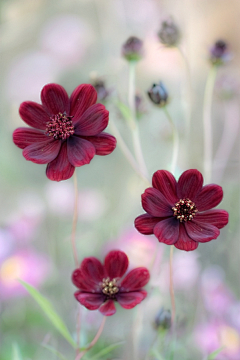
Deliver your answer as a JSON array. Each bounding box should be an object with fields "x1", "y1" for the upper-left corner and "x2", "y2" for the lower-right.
[
  {"x1": 46, "y1": 112, "x2": 74, "y2": 140},
  {"x1": 172, "y1": 198, "x2": 198, "y2": 222},
  {"x1": 101, "y1": 277, "x2": 119, "y2": 297}
]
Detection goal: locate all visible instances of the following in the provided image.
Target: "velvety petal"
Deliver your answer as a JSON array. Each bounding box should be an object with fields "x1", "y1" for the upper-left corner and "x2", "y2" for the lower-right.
[
  {"x1": 177, "y1": 169, "x2": 203, "y2": 200},
  {"x1": 153, "y1": 218, "x2": 179, "y2": 245},
  {"x1": 23, "y1": 139, "x2": 61, "y2": 164},
  {"x1": 117, "y1": 290, "x2": 147, "y2": 309},
  {"x1": 67, "y1": 136, "x2": 95, "y2": 167},
  {"x1": 41, "y1": 83, "x2": 70, "y2": 115},
  {"x1": 134, "y1": 214, "x2": 160, "y2": 235},
  {"x1": 19, "y1": 101, "x2": 50, "y2": 130},
  {"x1": 185, "y1": 220, "x2": 220, "y2": 243},
  {"x1": 72, "y1": 268, "x2": 98, "y2": 291},
  {"x1": 174, "y1": 224, "x2": 199, "y2": 251},
  {"x1": 120, "y1": 268, "x2": 150, "y2": 291},
  {"x1": 152, "y1": 170, "x2": 178, "y2": 203},
  {"x1": 46, "y1": 142, "x2": 75, "y2": 181},
  {"x1": 141, "y1": 188, "x2": 173, "y2": 217},
  {"x1": 70, "y1": 84, "x2": 97, "y2": 121},
  {"x1": 104, "y1": 250, "x2": 129, "y2": 279},
  {"x1": 74, "y1": 291, "x2": 103, "y2": 310},
  {"x1": 74, "y1": 104, "x2": 109, "y2": 136},
  {"x1": 194, "y1": 210, "x2": 229, "y2": 229},
  {"x1": 80, "y1": 257, "x2": 105, "y2": 284},
  {"x1": 13, "y1": 128, "x2": 46, "y2": 149},
  {"x1": 81, "y1": 133, "x2": 117, "y2": 155},
  {"x1": 194, "y1": 184, "x2": 223, "y2": 211},
  {"x1": 99, "y1": 299, "x2": 116, "y2": 316}
]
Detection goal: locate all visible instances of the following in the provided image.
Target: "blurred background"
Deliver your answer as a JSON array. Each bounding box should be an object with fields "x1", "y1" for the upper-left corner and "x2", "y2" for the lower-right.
[{"x1": 0, "y1": 0, "x2": 240, "y2": 359}]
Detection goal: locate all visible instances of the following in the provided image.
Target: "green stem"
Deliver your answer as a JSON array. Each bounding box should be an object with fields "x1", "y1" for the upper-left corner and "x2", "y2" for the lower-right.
[
  {"x1": 71, "y1": 171, "x2": 79, "y2": 267},
  {"x1": 203, "y1": 65, "x2": 218, "y2": 183},
  {"x1": 163, "y1": 107, "x2": 179, "y2": 175}
]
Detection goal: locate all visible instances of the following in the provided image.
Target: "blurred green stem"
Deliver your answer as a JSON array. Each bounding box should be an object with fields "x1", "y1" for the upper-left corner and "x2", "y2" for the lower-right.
[
  {"x1": 163, "y1": 107, "x2": 179, "y2": 175},
  {"x1": 203, "y1": 65, "x2": 218, "y2": 183},
  {"x1": 169, "y1": 245, "x2": 175, "y2": 325},
  {"x1": 71, "y1": 171, "x2": 79, "y2": 267}
]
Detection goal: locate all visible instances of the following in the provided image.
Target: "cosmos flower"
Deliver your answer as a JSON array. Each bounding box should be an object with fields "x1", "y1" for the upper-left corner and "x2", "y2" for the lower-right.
[
  {"x1": 13, "y1": 83, "x2": 117, "y2": 181},
  {"x1": 72, "y1": 250, "x2": 150, "y2": 316},
  {"x1": 134, "y1": 169, "x2": 229, "y2": 251}
]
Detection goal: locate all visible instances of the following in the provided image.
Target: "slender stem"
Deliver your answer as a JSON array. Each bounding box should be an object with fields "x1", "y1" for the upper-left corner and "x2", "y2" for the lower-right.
[
  {"x1": 203, "y1": 65, "x2": 218, "y2": 183},
  {"x1": 128, "y1": 61, "x2": 149, "y2": 179},
  {"x1": 71, "y1": 171, "x2": 79, "y2": 267},
  {"x1": 169, "y1": 245, "x2": 175, "y2": 324},
  {"x1": 163, "y1": 107, "x2": 179, "y2": 175},
  {"x1": 75, "y1": 316, "x2": 106, "y2": 360}
]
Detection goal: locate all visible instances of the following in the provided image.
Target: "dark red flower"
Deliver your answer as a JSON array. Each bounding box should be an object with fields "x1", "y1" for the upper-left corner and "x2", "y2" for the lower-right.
[
  {"x1": 134, "y1": 169, "x2": 229, "y2": 251},
  {"x1": 13, "y1": 83, "x2": 117, "y2": 181},
  {"x1": 72, "y1": 250, "x2": 150, "y2": 316}
]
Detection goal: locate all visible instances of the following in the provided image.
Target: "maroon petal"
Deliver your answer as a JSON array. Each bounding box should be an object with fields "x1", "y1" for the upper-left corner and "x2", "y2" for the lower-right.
[
  {"x1": 194, "y1": 210, "x2": 229, "y2": 229},
  {"x1": 46, "y1": 142, "x2": 75, "y2": 181},
  {"x1": 72, "y1": 268, "x2": 98, "y2": 291},
  {"x1": 117, "y1": 290, "x2": 147, "y2": 309},
  {"x1": 194, "y1": 184, "x2": 223, "y2": 211},
  {"x1": 174, "y1": 224, "x2": 199, "y2": 251},
  {"x1": 120, "y1": 268, "x2": 150, "y2": 291},
  {"x1": 23, "y1": 139, "x2": 61, "y2": 164},
  {"x1": 134, "y1": 214, "x2": 160, "y2": 235},
  {"x1": 74, "y1": 291, "x2": 103, "y2": 310},
  {"x1": 142, "y1": 188, "x2": 173, "y2": 217},
  {"x1": 80, "y1": 257, "x2": 105, "y2": 284},
  {"x1": 13, "y1": 128, "x2": 46, "y2": 149},
  {"x1": 104, "y1": 250, "x2": 129, "y2": 279},
  {"x1": 185, "y1": 220, "x2": 220, "y2": 243},
  {"x1": 177, "y1": 169, "x2": 203, "y2": 200},
  {"x1": 152, "y1": 170, "x2": 178, "y2": 204},
  {"x1": 81, "y1": 133, "x2": 117, "y2": 155},
  {"x1": 99, "y1": 300, "x2": 116, "y2": 316},
  {"x1": 41, "y1": 83, "x2": 70, "y2": 115},
  {"x1": 74, "y1": 104, "x2": 109, "y2": 136},
  {"x1": 153, "y1": 218, "x2": 179, "y2": 245},
  {"x1": 19, "y1": 101, "x2": 50, "y2": 130},
  {"x1": 67, "y1": 136, "x2": 95, "y2": 167},
  {"x1": 70, "y1": 84, "x2": 97, "y2": 121}
]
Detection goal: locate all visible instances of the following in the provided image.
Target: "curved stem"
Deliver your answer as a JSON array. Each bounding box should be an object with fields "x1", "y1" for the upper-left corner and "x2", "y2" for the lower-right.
[
  {"x1": 75, "y1": 316, "x2": 106, "y2": 360},
  {"x1": 169, "y1": 245, "x2": 175, "y2": 324},
  {"x1": 128, "y1": 61, "x2": 149, "y2": 179},
  {"x1": 203, "y1": 66, "x2": 218, "y2": 183},
  {"x1": 71, "y1": 171, "x2": 79, "y2": 267},
  {"x1": 163, "y1": 107, "x2": 179, "y2": 175}
]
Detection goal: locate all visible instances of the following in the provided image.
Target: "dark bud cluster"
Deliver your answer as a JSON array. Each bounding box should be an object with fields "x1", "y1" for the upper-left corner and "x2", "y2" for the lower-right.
[
  {"x1": 158, "y1": 19, "x2": 180, "y2": 47},
  {"x1": 210, "y1": 40, "x2": 230, "y2": 66},
  {"x1": 122, "y1": 36, "x2": 143, "y2": 62},
  {"x1": 147, "y1": 82, "x2": 169, "y2": 107}
]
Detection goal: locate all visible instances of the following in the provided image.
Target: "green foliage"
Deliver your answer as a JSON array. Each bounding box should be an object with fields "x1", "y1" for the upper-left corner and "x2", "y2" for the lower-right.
[
  {"x1": 87, "y1": 341, "x2": 124, "y2": 360},
  {"x1": 115, "y1": 101, "x2": 132, "y2": 121},
  {"x1": 43, "y1": 344, "x2": 68, "y2": 360},
  {"x1": 207, "y1": 346, "x2": 225, "y2": 359},
  {"x1": 12, "y1": 344, "x2": 23, "y2": 360},
  {"x1": 19, "y1": 280, "x2": 76, "y2": 349}
]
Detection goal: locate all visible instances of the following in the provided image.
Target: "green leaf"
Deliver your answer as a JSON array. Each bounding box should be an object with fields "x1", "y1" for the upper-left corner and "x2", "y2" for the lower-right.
[
  {"x1": 12, "y1": 343, "x2": 23, "y2": 360},
  {"x1": 43, "y1": 344, "x2": 68, "y2": 360},
  {"x1": 207, "y1": 346, "x2": 225, "y2": 359},
  {"x1": 19, "y1": 280, "x2": 76, "y2": 348},
  {"x1": 88, "y1": 341, "x2": 124, "y2": 360},
  {"x1": 115, "y1": 101, "x2": 132, "y2": 121},
  {"x1": 149, "y1": 348, "x2": 165, "y2": 360}
]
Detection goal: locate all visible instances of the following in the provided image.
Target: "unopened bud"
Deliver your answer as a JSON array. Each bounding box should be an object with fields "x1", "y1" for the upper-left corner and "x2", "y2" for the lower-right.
[
  {"x1": 154, "y1": 308, "x2": 171, "y2": 330},
  {"x1": 147, "y1": 82, "x2": 168, "y2": 107},
  {"x1": 92, "y1": 79, "x2": 110, "y2": 102},
  {"x1": 158, "y1": 19, "x2": 180, "y2": 47},
  {"x1": 122, "y1": 36, "x2": 143, "y2": 62},
  {"x1": 209, "y1": 40, "x2": 230, "y2": 66}
]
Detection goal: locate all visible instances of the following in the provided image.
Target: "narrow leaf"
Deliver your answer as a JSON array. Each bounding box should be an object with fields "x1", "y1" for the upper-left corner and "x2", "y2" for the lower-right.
[
  {"x1": 19, "y1": 280, "x2": 76, "y2": 348},
  {"x1": 115, "y1": 101, "x2": 132, "y2": 121},
  {"x1": 12, "y1": 343, "x2": 23, "y2": 360},
  {"x1": 43, "y1": 344, "x2": 68, "y2": 360},
  {"x1": 88, "y1": 341, "x2": 124, "y2": 360},
  {"x1": 207, "y1": 346, "x2": 225, "y2": 359}
]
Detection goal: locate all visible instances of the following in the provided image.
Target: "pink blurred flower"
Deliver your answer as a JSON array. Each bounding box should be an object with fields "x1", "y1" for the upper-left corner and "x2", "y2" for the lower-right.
[{"x1": 0, "y1": 250, "x2": 50, "y2": 299}]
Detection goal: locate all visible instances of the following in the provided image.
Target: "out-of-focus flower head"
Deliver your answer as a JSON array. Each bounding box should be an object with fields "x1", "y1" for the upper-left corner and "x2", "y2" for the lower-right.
[
  {"x1": 147, "y1": 82, "x2": 169, "y2": 107},
  {"x1": 0, "y1": 250, "x2": 50, "y2": 299},
  {"x1": 158, "y1": 18, "x2": 181, "y2": 47},
  {"x1": 135, "y1": 169, "x2": 229, "y2": 251},
  {"x1": 154, "y1": 307, "x2": 171, "y2": 330},
  {"x1": 72, "y1": 250, "x2": 150, "y2": 316},
  {"x1": 90, "y1": 74, "x2": 111, "y2": 102},
  {"x1": 13, "y1": 83, "x2": 116, "y2": 181},
  {"x1": 209, "y1": 40, "x2": 231, "y2": 66},
  {"x1": 122, "y1": 36, "x2": 144, "y2": 62}
]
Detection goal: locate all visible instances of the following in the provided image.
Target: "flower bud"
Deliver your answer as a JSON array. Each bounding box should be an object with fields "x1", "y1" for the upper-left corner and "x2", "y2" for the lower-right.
[
  {"x1": 158, "y1": 19, "x2": 180, "y2": 47},
  {"x1": 154, "y1": 308, "x2": 172, "y2": 330},
  {"x1": 147, "y1": 82, "x2": 168, "y2": 107},
  {"x1": 92, "y1": 79, "x2": 110, "y2": 102},
  {"x1": 209, "y1": 40, "x2": 230, "y2": 66},
  {"x1": 122, "y1": 36, "x2": 143, "y2": 62}
]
